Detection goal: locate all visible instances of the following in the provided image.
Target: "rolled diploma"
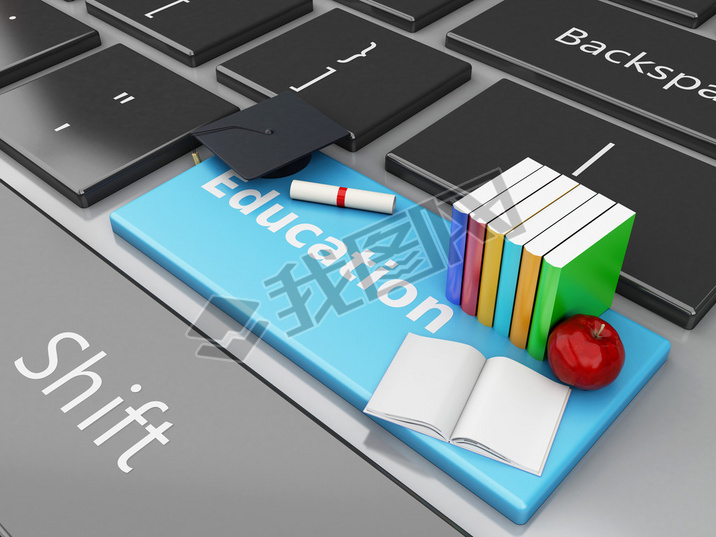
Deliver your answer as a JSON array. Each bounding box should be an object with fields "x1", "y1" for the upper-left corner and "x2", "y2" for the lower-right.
[{"x1": 290, "y1": 180, "x2": 396, "y2": 214}]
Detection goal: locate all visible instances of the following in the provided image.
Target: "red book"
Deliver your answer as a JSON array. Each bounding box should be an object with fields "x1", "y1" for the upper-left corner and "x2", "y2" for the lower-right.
[{"x1": 460, "y1": 217, "x2": 487, "y2": 315}]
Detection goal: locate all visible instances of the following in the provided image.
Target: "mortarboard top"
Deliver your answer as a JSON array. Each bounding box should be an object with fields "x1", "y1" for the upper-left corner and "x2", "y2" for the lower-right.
[{"x1": 192, "y1": 91, "x2": 350, "y2": 179}]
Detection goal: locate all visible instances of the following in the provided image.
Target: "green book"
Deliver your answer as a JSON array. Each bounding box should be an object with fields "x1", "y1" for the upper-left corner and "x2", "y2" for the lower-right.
[{"x1": 526, "y1": 204, "x2": 635, "y2": 360}]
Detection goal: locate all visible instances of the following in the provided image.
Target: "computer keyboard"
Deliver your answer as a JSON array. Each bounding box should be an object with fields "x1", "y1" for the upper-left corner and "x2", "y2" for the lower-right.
[
  {"x1": 447, "y1": 0, "x2": 716, "y2": 159},
  {"x1": 1, "y1": 1, "x2": 715, "y2": 536},
  {"x1": 387, "y1": 79, "x2": 716, "y2": 329},
  {"x1": 609, "y1": 0, "x2": 716, "y2": 27},
  {"x1": 85, "y1": 0, "x2": 313, "y2": 66},
  {"x1": 216, "y1": 8, "x2": 471, "y2": 150},
  {"x1": 0, "y1": 180, "x2": 461, "y2": 537},
  {"x1": 0, "y1": 44, "x2": 236, "y2": 206},
  {"x1": 0, "y1": 0, "x2": 99, "y2": 87}
]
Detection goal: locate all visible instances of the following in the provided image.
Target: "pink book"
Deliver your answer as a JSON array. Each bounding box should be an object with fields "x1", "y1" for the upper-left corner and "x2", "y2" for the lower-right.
[{"x1": 460, "y1": 217, "x2": 487, "y2": 315}]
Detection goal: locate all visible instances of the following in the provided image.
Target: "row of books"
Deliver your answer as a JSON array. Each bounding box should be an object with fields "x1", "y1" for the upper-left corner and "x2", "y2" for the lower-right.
[{"x1": 446, "y1": 158, "x2": 635, "y2": 359}]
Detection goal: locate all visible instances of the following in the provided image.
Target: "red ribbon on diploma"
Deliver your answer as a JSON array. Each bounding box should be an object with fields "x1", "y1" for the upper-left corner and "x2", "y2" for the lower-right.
[{"x1": 336, "y1": 187, "x2": 348, "y2": 208}]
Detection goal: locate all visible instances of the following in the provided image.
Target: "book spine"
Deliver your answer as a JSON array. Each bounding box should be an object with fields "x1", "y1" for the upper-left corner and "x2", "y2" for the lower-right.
[
  {"x1": 525, "y1": 261, "x2": 562, "y2": 360},
  {"x1": 476, "y1": 226, "x2": 505, "y2": 326},
  {"x1": 446, "y1": 206, "x2": 470, "y2": 304},
  {"x1": 493, "y1": 237, "x2": 523, "y2": 338},
  {"x1": 509, "y1": 249, "x2": 542, "y2": 349},
  {"x1": 460, "y1": 217, "x2": 487, "y2": 316}
]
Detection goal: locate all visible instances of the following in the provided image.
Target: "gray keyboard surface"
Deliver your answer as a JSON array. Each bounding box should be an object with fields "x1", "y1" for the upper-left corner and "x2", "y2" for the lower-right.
[
  {"x1": 0, "y1": 182, "x2": 462, "y2": 537},
  {"x1": 2, "y1": 1, "x2": 716, "y2": 536}
]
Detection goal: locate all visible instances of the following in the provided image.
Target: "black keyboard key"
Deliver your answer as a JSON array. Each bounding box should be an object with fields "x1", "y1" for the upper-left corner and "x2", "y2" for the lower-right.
[
  {"x1": 0, "y1": 44, "x2": 237, "y2": 207},
  {"x1": 447, "y1": 0, "x2": 716, "y2": 160},
  {"x1": 610, "y1": 0, "x2": 716, "y2": 28},
  {"x1": 332, "y1": 0, "x2": 474, "y2": 32},
  {"x1": 85, "y1": 0, "x2": 312, "y2": 67},
  {"x1": 387, "y1": 79, "x2": 716, "y2": 329},
  {"x1": 0, "y1": 0, "x2": 100, "y2": 88},
  {"x1": 217, "y1": 9, "x2": 471, "y2": 151}
]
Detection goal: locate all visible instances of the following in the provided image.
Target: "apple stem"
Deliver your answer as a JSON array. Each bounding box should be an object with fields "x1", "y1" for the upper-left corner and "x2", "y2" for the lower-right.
[{"x1": 596, "y1": 323, "x2": 605, "y2": 338}]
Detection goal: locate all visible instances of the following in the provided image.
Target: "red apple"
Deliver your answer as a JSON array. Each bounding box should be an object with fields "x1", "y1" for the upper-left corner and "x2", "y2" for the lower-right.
[{"x1": 547, "y1": 314, "x2": 625, "y2": 390}]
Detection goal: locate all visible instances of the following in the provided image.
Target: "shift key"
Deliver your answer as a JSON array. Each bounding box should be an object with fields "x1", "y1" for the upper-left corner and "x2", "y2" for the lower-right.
[{"x1": 447, "y1": 0, "x2": 716, "y2": 158}]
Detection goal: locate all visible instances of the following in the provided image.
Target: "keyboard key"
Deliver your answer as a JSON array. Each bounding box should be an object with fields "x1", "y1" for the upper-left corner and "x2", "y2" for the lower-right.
[
  {"x1": 332, "y1": 0, "x2": 474, "y2": 32},
  {"x1": 85, "y1": 0, "x2": 312, "y2": 67},
  {"x1": 217, "y1": 9, "x2": 471, "y2": 151},
  {"x1": 610, "y1": 0, "x2": 716, "y2": 28},
  {"x1": 0, "y1": 0, "x2": 100, "y2": 88},
  {"x1": 387, "y1": 79, "x2": 716, "y2": 330},
  {"x1": 0, "y1": 44, "x2": 237, "y2": 208},
  {"x1": 447, "y1": 0, "x2": 716, "y2": 160},
  {"x1": 0, "y1": 181, "x2": 462, "y2": 537}
]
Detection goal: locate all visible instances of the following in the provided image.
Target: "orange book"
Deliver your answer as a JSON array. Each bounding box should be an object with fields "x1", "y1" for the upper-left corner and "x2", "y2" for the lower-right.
[{"x1": 509, "y1": 193, "x2": 615, "y2": 348}]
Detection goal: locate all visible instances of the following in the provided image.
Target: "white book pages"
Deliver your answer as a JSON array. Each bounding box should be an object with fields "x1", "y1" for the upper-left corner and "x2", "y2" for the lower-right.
[
  {"x1": 452, "y1": 356, "x2": 570, "y2": 475},
  {"x1": 545, "y1": 204, "x2": 635, "y2": 268},
  {"x1": 453, "y1": 157, "x2": 542, "y2": 214},
  {"x1": 524, "y1": 193, "x2": 615, "y2": 257},
  {"x1": 470, "y1": 165, "x2": 559, "y2": 225},
  {"x1": 506, "y1": 184, "x2": 596, "y2": 247},
  {"x1": 486, "y1": 174, "x2": 576, "y2": 235},
  {"x1": 364, "y1": 333, "x2": 486, "y2": 441}
]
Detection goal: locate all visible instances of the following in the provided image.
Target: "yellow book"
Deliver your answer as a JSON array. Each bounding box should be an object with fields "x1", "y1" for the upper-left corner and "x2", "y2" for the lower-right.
[
  {"x1": 477, "y1": 226, "x2": 506, "y2": 326},
  {"x1": 508, "y1": 193, "x2": 615, "y2": 348},
  {"x1": 476, "y1": 174, "x2": 577, "y2": 326}
]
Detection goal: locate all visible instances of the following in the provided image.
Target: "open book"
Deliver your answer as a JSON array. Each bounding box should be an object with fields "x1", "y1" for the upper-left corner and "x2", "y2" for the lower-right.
[{"x1": 364, "y1": 333, "x2": 571, "y2": 476}]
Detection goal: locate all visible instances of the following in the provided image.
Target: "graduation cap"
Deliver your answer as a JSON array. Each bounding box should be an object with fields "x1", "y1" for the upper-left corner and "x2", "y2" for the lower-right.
[{"x1": 192, "y1": 91, "x2": 350, "y2": 179}]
